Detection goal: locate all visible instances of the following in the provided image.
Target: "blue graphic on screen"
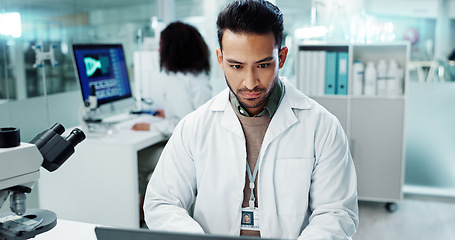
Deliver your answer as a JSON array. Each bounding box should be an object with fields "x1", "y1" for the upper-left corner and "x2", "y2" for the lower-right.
[
  {"x1": 73, "y1": 44, "x2": 132, "y2": 106},
  {"x1": 84, "y1": 55, "x2": 109, "y2": 77}
]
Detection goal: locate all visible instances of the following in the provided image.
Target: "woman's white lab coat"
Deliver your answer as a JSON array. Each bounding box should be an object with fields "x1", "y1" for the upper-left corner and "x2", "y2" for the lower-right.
[
  {"x1": 144, "y1": 78, "x2": 359, "y2": 240},
  {"x1": 149, "y1": 71, "x2": 212, "y2": 136}
]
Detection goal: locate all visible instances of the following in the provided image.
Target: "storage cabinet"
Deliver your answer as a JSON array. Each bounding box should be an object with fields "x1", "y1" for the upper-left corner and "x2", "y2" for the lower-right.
[
  {"x1": 296, "y1": 42, "x2": 409, "y2": 211},
  {"x1": 350, "y1": 98, "x2": 405, "y2": 202}
]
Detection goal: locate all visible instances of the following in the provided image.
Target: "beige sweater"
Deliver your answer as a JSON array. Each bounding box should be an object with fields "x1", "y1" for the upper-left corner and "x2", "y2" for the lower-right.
[{"x1": 234, "y1": 111, "x2": 272, "y2": 208}]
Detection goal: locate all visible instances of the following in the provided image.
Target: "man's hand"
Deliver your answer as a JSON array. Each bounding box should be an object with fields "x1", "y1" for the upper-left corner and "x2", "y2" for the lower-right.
[
  {"x1": 154, "y1": 109, "x2": 165, "y2": 118},
  {"x1": 131, "y1": 122, "x2": 151, "y2": 131}
]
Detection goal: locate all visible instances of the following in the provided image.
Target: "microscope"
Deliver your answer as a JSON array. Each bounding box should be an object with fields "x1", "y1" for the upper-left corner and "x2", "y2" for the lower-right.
[{"x1": 0, "y1": 123, "x2": 85, "y2": 240}]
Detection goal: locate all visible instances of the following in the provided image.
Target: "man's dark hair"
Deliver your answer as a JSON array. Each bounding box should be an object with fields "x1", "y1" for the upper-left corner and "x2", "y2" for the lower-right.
[
  {"x1": 160, "y1": 21, "x2": 210, "y2": 75},
  {"x1": 216, "y1": 0, "x2": 284, "y2": 50}
]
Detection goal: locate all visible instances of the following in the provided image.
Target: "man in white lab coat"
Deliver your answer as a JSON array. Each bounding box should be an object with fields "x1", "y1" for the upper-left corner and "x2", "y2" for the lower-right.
[{"x1": 143, "y1": 0, "x2": 359, "y2": 239}]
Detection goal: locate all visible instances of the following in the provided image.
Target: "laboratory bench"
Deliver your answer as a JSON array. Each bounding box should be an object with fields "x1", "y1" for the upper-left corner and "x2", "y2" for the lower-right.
[{"x1": 37, "y1": 117, "x2": 167, "y2": 228}]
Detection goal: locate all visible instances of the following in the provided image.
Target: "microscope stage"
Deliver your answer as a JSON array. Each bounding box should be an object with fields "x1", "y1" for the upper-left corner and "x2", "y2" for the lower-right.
[{"x1": 0, "y1": 209, "x2": 57, "y2": 240}]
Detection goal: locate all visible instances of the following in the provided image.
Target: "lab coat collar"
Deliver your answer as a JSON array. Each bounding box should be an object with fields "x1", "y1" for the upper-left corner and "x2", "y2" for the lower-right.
[
  {"x1": 209, "y1": 88, "x2": 244, "y2": 138},
  {"x1": 261, "y1": 78, "x2": 311, "y2": 147},
  {"x1": 209, "y1": 77, "x2": 312, "y2": 112},
  {"x1": 209, "y1": 77, "x2": 312, "y2": 139},
  {"x1": 210, "y1": 88, "x2": 230, "y2": 112}
]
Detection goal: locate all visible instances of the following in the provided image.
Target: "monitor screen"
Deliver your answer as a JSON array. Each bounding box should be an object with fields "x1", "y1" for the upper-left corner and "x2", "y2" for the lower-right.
[{"x1": 72, "y1": 44, "x2": 132, "y2": 106}]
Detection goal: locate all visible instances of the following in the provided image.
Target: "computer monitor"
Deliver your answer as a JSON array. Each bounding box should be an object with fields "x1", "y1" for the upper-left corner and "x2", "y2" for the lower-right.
[{"x1": 72, "y1": 43, "x2": 134, "y2": 117}]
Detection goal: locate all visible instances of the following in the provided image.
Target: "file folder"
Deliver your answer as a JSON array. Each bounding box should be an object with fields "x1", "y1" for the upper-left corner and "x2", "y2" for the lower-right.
[
  {"x1": 325, "y1": 51, "x2": 337, "y2": 95},
  {"x1": 336, "y1": 51, "x2": 348, "y2": 95}
]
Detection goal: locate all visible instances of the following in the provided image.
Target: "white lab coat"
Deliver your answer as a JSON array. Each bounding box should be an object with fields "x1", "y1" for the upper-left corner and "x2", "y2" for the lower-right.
[
  {"x1": 148, "y1": 72, "x2": 212, "y2": 136},
  {"x1": 144, "y1": 78, "x2": 359, "y2": 240}
]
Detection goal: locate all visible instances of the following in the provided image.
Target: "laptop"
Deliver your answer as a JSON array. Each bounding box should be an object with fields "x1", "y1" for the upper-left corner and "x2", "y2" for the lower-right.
[{"x1": 95, "y1": 226, "x2": 287, "y2": 240}]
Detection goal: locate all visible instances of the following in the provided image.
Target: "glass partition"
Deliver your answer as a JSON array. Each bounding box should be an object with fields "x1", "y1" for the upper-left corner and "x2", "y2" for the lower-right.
[{"x1": 0, "y1": 0, "x2": 159, "y2": 130}]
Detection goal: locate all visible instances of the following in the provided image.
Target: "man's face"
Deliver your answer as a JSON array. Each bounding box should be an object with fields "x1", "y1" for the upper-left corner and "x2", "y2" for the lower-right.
[
  {"x1": 243, "y1": 214, "x2": 250, "y2": 223},
  {"x1": 216, "y1": 30, "x2": 288, "y2": 116}
]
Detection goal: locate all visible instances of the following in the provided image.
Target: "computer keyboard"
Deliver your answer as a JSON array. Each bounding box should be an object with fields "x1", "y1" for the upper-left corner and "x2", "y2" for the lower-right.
[
  {"x1": 110, "y1": 114, "x2": 161, "y2": 131},
  {"x1": 102, "y1": 113, "x2": 134, "y2": 124},
  {"x1": 113, "y1": 118, "x2": 139, "y2": 130}
]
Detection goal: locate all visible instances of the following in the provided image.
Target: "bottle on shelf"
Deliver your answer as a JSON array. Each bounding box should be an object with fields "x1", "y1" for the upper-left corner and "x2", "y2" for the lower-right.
[
  {"x1": 376, "y1": 59, "x2": 387, "y2": 95},
  {"x1": 352, "y1": 60, "x2": 364, "y2": 95},
  {"x1": 396, "y1": 68, "x2": 404, "y2": 95},
  {"x1": 364, "y1": 62, "x2": 377, "y2": 96},
  {"x1": 387, "y1": 59, "x2": 400, "y2": 95}
]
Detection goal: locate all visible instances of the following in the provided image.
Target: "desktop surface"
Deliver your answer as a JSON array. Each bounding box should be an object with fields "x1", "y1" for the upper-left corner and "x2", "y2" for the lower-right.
[
  {"x1": 95, "y1": 227, "x2": 288, "y2": 240},
  {"x1": 38, "y1": 119, "x2": 168, "y2": 228},
  {"x1": 34, "y1": 219, "x2": 99, "y2": 240},
  {"x1": 83, "y1": 112, "x2": 161, "y2": 134}
]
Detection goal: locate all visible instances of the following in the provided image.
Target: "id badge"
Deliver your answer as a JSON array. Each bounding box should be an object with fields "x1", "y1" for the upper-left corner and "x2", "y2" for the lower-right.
[{"x1": 240, "y1": 207, "x2": 260, "y2": 231}]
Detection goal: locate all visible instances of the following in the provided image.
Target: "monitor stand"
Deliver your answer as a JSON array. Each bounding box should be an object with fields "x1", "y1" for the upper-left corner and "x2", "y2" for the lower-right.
[
  {"x1": 93, "y1": 97, "x2": 136, "y2": 124},
  {"x1": 81, "y1": 97, "x2": 138, "y2": 136}
]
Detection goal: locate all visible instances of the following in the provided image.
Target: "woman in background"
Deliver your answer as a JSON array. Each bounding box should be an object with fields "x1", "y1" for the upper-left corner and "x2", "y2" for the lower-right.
[
  {"x1": 132, "y1": 21, "x2": 212, "y2": 226},
  {"x1": 132, "y1": 21, "x2": 212, "y2": 135}
]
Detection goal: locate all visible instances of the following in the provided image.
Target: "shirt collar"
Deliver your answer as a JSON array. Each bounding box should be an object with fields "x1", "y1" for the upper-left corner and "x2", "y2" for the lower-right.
[{"x1": 230, "y1": 78, "x2": 284, "y2": 118}]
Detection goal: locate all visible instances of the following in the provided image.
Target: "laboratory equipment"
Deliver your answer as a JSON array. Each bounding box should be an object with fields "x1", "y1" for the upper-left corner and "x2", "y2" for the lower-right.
[
  {"x1": 72, "y1": 44, "x2": 135, "y2": 121},
  {"x1": 376, "y1": 59, "x2": 387, "y2": 95},
  {"x1": 364, "y1": 61, "x2": 377, "y2": 95},
  {"x1": 83, "y1": 85, "x2": 102, "y2": 124},
  {"x1": 32, "y1": 43, "x2": 60, "y2": 127},
  {"x1": 386, "y1": 59, "x2": 400, "y2": 95},
  {"x1": 133, "y1": 50, "x2": 163, "y2": 111},
  {"x1": 0, "y1": 123, "x2": 85, "y2": 239},
  {"x1": 32, "y1": 44, "x2": 59, "y2": 68},
  {"x1": 352, "y1": 60, "x2": 364, "y2": 95}
]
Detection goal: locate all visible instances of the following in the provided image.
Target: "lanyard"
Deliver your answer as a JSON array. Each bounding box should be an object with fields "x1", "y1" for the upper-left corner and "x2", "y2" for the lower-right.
[{"x1": 246, "y1": 160, "x2": 259, "y2": 209}]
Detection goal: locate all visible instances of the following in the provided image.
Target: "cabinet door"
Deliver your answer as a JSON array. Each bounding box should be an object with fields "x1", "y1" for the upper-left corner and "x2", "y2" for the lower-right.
[
  {"x1": 350, "y1": 98, "x2": 405, "y2": 202},
  {"x1": 312, "y1": 97, "x2": 348, "y2": 132}
]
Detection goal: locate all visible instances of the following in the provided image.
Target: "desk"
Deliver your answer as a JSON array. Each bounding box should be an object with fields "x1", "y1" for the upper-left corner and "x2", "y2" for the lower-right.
[
  {"x1": 38, "y1": 120, "x2": 166, "y2": 228},
  {"x1": 34, "y1": 219, "x2": 98, "y2": 240}
]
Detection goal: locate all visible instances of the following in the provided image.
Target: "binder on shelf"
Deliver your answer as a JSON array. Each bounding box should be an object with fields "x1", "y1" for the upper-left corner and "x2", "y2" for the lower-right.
[
  {"x1": 297, "y1": 50, "x2": 306, "y2": 92},
  {"x1": 307, "y1": 51, "x2": 316, "y2": 95},
  {"x1": 336, "y1": 51, "x2": 348, "y2": 95},
  {"x1": 298, "y1": 50, "x2": 312, "y2": 95},
  {"x1": 325, "y1": 51, "x2": 337, "y2": 95},
  {"x1": 315, "y1": 51, "x2": 326, "y2": 95}
]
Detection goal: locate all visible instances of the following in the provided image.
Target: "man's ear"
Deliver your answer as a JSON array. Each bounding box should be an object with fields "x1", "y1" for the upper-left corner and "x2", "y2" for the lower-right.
[
  {"x1": 216, "y1": 48, "x2": 224, "y2": 69},
  {"x1": 278, "y1": 46, "x2": 289, "y2": 69}
]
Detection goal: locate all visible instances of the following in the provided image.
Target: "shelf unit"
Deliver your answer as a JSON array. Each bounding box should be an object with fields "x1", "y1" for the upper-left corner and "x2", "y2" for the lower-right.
[{"x1": 296, "y1": 42, "x2": 410, "y2": 211}]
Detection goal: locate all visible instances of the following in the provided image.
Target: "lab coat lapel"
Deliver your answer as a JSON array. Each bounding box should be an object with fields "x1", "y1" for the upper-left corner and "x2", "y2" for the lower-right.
[
  {"x1": 210, "y1": 88, "x2": 245, "y2": 139},
  {"x1": 221, "y1": 102, "x2": 244, "y2": 138},
  {"x1": 262, "y1": 81, "x2": 311, "y2": 148},
  {"x1": 262, "y1": 93, "x2": 298, "y2": 148}
]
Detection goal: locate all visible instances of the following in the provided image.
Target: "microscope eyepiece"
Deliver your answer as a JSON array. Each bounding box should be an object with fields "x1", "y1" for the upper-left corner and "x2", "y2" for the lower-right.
[
  {"x1": 65, "y1": 128, "x2": 86, "y2": 148},
  {"x1": 30, "y1": 123, "x2": 86, "y2": 172},
  {"x1": 50, "y1": 123, "x2": 65, "y2": 135},
  {"x1": 30, "y1": 123, "x2": 65, "y2": 149}
]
